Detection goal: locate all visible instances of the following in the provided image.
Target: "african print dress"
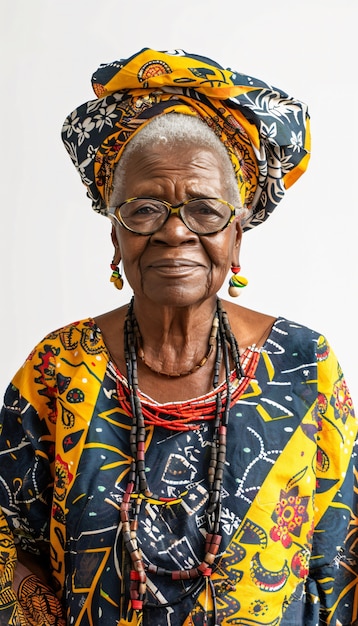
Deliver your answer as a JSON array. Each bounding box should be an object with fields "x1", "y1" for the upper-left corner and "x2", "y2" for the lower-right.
[{"x1": 0, "y1": 317, "x2": 357, "y2": 626}]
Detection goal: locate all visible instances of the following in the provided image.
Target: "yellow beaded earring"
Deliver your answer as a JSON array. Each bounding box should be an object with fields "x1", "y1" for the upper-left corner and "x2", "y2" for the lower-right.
[
  {"x1": 110, "y1": 262, "x2": 124, "y2": 290},
  {"x1": 228, "y1": 265, "x2": 248, "y2": 297}
]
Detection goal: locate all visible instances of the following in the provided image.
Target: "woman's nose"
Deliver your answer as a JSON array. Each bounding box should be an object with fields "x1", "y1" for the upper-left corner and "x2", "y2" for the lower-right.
[{"x1": 150, "y1": 213, "x2": 197, "y2": 245}]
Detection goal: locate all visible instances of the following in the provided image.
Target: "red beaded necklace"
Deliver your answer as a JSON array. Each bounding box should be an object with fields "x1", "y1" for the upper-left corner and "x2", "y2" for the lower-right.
[{"x1": 121, "y1": 297, "x2": 244, "y2": 619}]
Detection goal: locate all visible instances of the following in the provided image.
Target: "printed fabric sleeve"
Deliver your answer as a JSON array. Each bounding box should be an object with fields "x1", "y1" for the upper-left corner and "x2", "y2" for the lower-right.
[
  {"x1": 0, "y1": 340, "x2": 63, "y2": 622},
  {"x1": 305, "y1": 337, "x2": 358, "y2": 625},
  {"x1": 0, "y1": 506, "x2": 66, "y2": 625}
]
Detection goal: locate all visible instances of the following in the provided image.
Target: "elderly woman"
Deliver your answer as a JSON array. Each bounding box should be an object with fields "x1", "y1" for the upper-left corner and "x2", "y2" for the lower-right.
[{"x1": 0, "y1": 49, "x2": 356, "y2": 626}]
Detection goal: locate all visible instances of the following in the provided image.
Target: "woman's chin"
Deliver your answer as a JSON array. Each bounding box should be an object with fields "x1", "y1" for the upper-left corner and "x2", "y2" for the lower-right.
[{"x1": 142, "y1": 283, "x2": 210, "y2": 308}]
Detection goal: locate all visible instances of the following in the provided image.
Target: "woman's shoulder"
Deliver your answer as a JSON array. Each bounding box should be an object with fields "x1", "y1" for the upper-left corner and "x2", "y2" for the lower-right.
[
  {"x1": 222, "y1": 300, "x2": 323, "y2": 352},
  {"x1": 11, "y1": 317, "x2": 109, "y2": 396},
  {"x1": 264, "y1": 316, "x2": 325, "y2": 357},
  {"x1": 27, "y1": 317, "x2": 101, "y2": 354},
  {"x1": 17, "y1": 317, "x2": 106, "y2": 375}
]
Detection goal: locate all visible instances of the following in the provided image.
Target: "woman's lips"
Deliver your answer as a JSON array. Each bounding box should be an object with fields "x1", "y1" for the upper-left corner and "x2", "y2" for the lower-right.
[
  {"x1": 150, "y1": 258, "x2": 200, "y2": 268},
  {"x1": 147, "y1": 258, "x2": 204, "y2": 275}
]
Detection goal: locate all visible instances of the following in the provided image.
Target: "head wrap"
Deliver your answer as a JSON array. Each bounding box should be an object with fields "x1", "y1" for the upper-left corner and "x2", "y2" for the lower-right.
[{"x1": 61, "y1": 48, "x2": 310, "y2": 230}]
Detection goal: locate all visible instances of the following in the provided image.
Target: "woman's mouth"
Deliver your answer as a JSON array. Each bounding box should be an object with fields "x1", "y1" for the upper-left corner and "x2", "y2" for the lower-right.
[
  {"x1": 150, "y1": 258, "x2": 199, "y2": 268},
  {"x1": 147, "y1": 258, "x2": 204, "y2": 276}
]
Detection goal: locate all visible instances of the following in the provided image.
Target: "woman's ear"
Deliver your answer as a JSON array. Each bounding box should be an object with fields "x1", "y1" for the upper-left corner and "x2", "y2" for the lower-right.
[
  {"x1": 232, "y1": 218, "x2": 243, "y2": 264},
  {"x1": 111, "y1": 224, "x2": 122, "y2": 265}
]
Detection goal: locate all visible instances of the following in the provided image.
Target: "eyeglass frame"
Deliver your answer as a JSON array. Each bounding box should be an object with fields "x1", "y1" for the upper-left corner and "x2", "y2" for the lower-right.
[{"x1": 108, "y1": 196, "x2": 240, "y2": 236}]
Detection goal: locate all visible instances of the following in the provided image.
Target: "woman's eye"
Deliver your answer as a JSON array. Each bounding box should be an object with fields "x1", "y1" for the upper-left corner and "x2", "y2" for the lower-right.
[
  {"x1": 190, "y1": 204, "x2": 220, "y2": 217},
  {"x1": 136, "y1": 206, "x2": 156, "y2": 214},
  {"x1": 131, "y1": 204, "x2": 162, "y2": 216}
]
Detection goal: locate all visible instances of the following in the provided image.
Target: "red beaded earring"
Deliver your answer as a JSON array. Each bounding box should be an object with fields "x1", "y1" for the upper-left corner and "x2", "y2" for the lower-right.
[
  {"x1": 110, "y1": 262, "x2": 124, "y2": 290},
  {"x1": 228, "y1": 265, "x2": 248, "y2": 297}
]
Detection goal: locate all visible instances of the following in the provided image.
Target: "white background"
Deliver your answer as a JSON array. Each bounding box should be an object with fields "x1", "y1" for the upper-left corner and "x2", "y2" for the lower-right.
[{"x1": 1, "y1": 0, "x2": 357, "y2": 402}]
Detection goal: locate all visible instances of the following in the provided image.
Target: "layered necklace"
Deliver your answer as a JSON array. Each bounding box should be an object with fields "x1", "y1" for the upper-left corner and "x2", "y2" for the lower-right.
[{"x1": 121, "y1": 297, "x2": 244, "y2": 621}]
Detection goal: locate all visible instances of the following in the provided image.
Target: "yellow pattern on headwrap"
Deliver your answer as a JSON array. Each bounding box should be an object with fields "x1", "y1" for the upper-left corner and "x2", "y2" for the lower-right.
[{"x1": 93, "y1": 48, "x2": 260, "y2": 100}]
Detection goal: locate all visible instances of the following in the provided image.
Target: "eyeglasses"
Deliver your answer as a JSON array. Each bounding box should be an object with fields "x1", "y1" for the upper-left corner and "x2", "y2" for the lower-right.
[{"x1": 109, "y1": 197, "x2": 238, "y2": 235}]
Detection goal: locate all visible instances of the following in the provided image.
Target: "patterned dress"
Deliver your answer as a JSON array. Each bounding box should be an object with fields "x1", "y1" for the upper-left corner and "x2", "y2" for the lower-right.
[{"x1": 0, "y1": 317, "x2": 357, "y2": 625}]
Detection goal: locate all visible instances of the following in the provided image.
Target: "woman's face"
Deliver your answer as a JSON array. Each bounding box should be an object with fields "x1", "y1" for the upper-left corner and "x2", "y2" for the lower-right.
[{"x1": 111, "y1": 142, "x2": 242, "y2": 308}]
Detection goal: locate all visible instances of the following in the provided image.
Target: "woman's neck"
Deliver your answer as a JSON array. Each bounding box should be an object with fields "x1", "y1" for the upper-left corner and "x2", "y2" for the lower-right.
[{"x1": 132, "y1": 296, "x2": 218, "y2": 378}]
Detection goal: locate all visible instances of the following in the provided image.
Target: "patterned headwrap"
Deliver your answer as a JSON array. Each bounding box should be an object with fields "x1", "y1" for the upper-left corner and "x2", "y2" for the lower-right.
[{"x1": 61, "y1": 48, "x2": 310, "y2": 230}]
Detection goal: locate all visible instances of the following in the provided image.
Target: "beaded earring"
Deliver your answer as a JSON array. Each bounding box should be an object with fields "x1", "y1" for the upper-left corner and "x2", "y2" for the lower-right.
[
  {"x1": 228, "y1": 265, "x2": 248, "y2": 297},
  {"x1": 110, "y1": 262, "x2": 124, "y2": 290}
]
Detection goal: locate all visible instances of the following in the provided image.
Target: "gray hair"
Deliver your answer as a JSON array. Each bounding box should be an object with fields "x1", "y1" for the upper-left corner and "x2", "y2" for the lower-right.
[{"x1": 111, "y1": 113, "x2": 248, "y2": 218}]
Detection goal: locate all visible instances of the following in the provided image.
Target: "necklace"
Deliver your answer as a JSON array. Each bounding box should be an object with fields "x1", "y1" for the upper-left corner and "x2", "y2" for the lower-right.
[
  {"x1": 121, "y1": 297, "x2": 244, "y2": 619},
  {"x1": 135, "y1": 314, "x2": 219, "y2": 377}
]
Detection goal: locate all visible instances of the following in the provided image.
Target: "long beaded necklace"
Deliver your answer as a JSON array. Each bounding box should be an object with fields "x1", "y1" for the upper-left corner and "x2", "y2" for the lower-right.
[{"x1": 121, "y1": 297, "x2": 244, "y2": 621}]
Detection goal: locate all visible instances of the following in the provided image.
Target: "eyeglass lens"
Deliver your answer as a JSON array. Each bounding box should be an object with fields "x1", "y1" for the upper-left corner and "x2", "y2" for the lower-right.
[{"x1": 117, "y1": 198, "x2": 232, "y2": 234}]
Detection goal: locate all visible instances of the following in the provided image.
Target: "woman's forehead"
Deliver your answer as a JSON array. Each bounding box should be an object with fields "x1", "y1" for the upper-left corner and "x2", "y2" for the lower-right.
[
  {"x1": 127, "y1": 141, "x2": 223, "y2": 167},
  {"x1": 114, "y1": 144, "x2": 228, "y2": 200}
]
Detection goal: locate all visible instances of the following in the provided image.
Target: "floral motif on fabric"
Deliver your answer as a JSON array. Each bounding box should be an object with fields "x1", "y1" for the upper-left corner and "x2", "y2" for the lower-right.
[{"x1": 270, "y1": 486, "x2": 310, "y2": 549}]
